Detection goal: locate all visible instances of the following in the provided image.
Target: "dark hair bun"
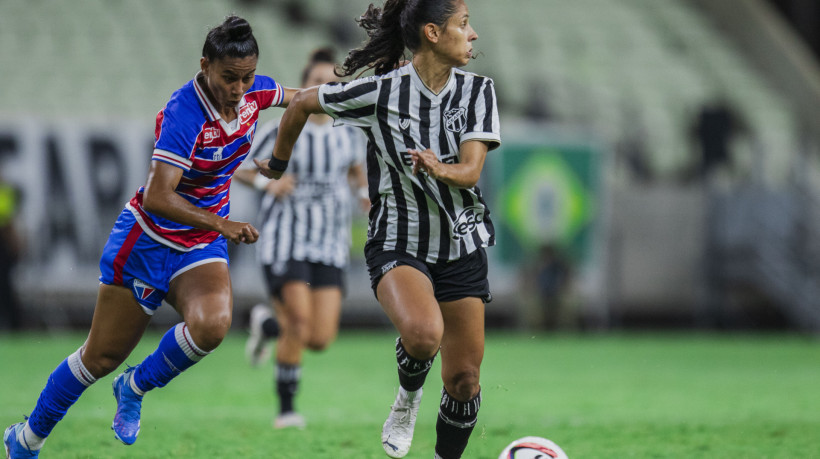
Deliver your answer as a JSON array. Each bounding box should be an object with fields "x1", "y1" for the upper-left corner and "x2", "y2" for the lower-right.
[
  {"x1": 225, "y1": 15, "x2": 253, "y2": 41},
  {"x1": 310, "y1": 47, "x2": 336, "y2": 64}
]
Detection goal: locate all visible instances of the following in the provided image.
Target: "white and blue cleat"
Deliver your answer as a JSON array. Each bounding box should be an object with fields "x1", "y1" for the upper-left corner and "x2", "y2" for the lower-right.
[
  {"x1": 3, "y1": 422, "x2": 39, "y2": 458},
  {"x1": 111, "y1": 367, "x2": 143, "y2": 445}
]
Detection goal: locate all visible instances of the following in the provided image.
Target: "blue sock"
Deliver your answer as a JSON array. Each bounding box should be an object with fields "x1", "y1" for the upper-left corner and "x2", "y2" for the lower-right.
[
  {"x1": 132, "y1": 323, "x2": 209, "y2": 393},
  {"x1": 27, "y1": 347, "x2": 97, "y2": 439}
]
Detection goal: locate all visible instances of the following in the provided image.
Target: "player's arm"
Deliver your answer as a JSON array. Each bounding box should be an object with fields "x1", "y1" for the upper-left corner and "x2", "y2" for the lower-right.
[
  {"x1": 142, "y1": 160, "x2": 258, "y2": 244},
  {"x1": 278, "y1": 86, "x2": 300, "y2": 108},
  {"x1": 255, "y1": 86, "x2": 324, "y2": 180},
  {"x1": 348, "y1": 163, "x2": 370, "y2": 212},
  {"x1": 410, "y1": 140, "x2": 489, "y2": 188}
]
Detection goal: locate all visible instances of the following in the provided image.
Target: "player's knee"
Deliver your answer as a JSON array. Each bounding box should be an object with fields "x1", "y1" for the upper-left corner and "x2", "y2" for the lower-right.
[
  {"x1": 186, "y1": 312, "x2": 232, "y2": 352},
  {"x1": 306, "y1": 334, "x2": 335, "y2": 351},
  {"x1": 400, "y1": 325, "x2": 442, "y2": 359},
  {"x1": 444, "y1": 369, "x2": 480, "y2": 401},
  {"x1": 83, "y1": 351, "x2": 126, "y2": 378},
  {"x1": 282, "y1": 312, "x2": 311, "y2": 343}
]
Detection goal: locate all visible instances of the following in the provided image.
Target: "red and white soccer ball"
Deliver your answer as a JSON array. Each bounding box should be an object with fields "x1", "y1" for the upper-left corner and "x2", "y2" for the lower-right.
[{"x1": 498, "y1": 436, "x2": 569, "y2": 459}]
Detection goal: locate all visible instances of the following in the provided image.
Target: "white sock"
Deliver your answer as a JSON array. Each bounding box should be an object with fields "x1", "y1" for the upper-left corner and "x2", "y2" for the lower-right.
[
  {"x1": 20, "y1": 422, "x2": 45, "y2": 451},
  {"x1": 128, "y1": 372, "x2": 145, "y2": 397},
  {"x1": 399, "y1": 386, "x2": 422, "y2": 403}
]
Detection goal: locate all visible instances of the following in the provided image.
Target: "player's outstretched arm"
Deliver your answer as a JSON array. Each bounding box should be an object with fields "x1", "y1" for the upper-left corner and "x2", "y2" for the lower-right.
[
  {"x1": 143, "y1": 161, "x2": 259, "y2": 244},
  {"x1": 255, "y1": 86, "x2": 324, "y2": 180},
  {"x1": 278, "y1": 86, "x2": 301, "y2": 108}
]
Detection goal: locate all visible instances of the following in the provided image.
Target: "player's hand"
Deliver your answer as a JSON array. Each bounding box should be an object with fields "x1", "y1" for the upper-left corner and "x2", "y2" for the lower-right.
[
  {"x1": 265, "y1": 174, "x2": 296, "y2": 197},
  {"x1": 218, "y1": 220, "x2": 259, "y2": 245},
  {"x1": 409, "y1": 148, "x2": 441, "y2": 179},
  {"x1": 253, "y1": 158, "x2": 284, "y2": 180}
]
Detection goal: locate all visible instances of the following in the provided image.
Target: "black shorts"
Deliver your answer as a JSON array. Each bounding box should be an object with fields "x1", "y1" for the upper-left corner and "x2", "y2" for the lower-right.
[
  {"x1": 366, "y1": 248, "x2": 492, "y2": 303},
  {"x1": 261, "y1": 260, "x2": 344, "y2": 300}
]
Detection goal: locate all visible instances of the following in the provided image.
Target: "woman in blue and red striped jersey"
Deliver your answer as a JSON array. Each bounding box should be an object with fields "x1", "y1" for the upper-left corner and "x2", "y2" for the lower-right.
[{"x1": 3, "y1": 15, "x2": 299, "y2": 458}]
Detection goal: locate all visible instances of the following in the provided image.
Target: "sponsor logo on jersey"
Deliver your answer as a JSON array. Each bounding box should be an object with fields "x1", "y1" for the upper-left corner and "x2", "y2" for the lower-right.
[
  {"x1": 452, "y1": 205, "x2": 485, "y2": 240},
  {"x1": 443, "y1": 107, "x2": 467, "y2": 133},
  {"x1": 399, "y1": 117, "x2": 411, "y2": 131},
  {"x1": 203, "y1": 127, "x2": 220, "y2": 144},
  {"x1": 133, "y1": 279, "x2": 156, "y2": 301},
  {"x1": 239, "y1": 100, "x2": 258, "y2": 125}
]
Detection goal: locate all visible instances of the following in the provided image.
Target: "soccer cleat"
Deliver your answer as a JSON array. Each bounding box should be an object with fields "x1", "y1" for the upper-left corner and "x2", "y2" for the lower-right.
[
  {"x1": 111, "y1": 367, "x2": 143, "y2": 445},
  {"x1": 381, "y1": 387, "x2": 422, "y2": 458},
  {"x1": 272, "y1": 412, "x2": 306, "y2": 430},
  {"x1": 246, "y1": 304, "x2": 274, "y2": 367},
  {"x1": 4, "y1": 422, "x2": 39, "y2": 458}
]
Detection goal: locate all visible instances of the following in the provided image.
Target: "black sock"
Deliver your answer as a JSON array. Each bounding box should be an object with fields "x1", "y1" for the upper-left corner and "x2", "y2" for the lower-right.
[
  {"x1": 262, "y1": 317, "x2": 280, "y2": 339},
  {"x1": 395, "y1": 337, "x2": 435, "y2": 392},
  {"x1": 275, "y1": 363, "x2": 300, "y2": 414},
  {"x1": 435, "y1": 387, "x2": 481, "y2": 459}
]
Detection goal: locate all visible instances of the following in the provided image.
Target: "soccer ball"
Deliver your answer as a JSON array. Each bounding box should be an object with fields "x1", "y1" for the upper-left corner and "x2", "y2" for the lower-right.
[{"x1": 498, "y1": 436, "x2": 569, "y2": 459}]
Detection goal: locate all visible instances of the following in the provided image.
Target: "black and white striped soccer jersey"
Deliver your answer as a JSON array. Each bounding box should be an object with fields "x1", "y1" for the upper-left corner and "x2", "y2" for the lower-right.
[
  {"x1": 317, "y1": 64, "x2": 501, "y2": 264},
  {"x1": 246, "y1": 119, "x2": 365, "y2": 272}
]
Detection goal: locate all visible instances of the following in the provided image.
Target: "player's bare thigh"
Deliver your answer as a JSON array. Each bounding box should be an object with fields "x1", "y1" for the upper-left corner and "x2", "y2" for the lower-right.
[
  {"x1": 166, "y1": 261, "x2": 232, "y2": 352},
  {"x1": 81, "y1": 283, "x2": 152, "y2": 378},
  {"x1": 307, "y1": 286, "x2": 342, "y2": 350},
  {"x1": 376, "y1": 265, "x2": 443, "y2": 359}
]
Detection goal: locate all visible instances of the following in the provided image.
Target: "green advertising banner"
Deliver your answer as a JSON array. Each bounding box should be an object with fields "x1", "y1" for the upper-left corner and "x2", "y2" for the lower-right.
[{"x1": 491, "y1": 139, "x2": 602, "y2": 265}]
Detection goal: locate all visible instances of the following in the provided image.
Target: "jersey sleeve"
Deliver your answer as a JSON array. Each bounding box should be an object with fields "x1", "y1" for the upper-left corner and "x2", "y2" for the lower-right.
[
  {"x1": 318, "y1": 78, "x2": 380, "y2": 129},
  {"x1": 152, "y1": 103, "x2": 200, "y2": 171},
  {"x1": 249, "y1": 75, "x2": 285, "y2": 110},
  {"x1": 462, "y1": 78, "x2": 502, "y2": 151},
  {"x1": 243, "y1": 119, "x2": 280, "y2": 168}
]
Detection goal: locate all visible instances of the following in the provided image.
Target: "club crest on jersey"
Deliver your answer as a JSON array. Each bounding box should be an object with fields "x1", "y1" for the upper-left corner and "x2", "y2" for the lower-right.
[
  {"x1": 399, "y1": 117, "x2": 411, "y2": 131},
  {"x1": 239, "y1": 100, "x2": 258, "y2": 125},
  {"x1": 212, "y1": 147, "x2": 223, "y2": 161},
  {"x1": 452, "y1": 205, "x2": 485, "y2": 240},
  {"x1": 133, "y1": 279, "x2": 156, "y2": 301},
  {"x1": 443, "y1": 108, "x2": 467, "y2": 133},
  {"x1": 203, "y1": 127, "x2": 221, "y2": 144}
]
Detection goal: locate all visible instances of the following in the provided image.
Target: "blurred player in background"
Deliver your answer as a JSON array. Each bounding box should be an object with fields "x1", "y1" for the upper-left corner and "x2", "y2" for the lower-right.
[
  {"x1": 256, "y1": 0, "x2": 500, "y2": 457},
  {"x1": 234, "y1": 47, "x2": 369, "y2": 429},
  {"x1": 3, "y1": 15, "x2": 299, "y2": 458}
]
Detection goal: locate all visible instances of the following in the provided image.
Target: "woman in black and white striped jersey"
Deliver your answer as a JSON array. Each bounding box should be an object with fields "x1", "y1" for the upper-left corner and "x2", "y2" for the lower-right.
[
  {"x1": 256, "y1": 1, "x2": 499, "y2": 457},
  {"x1": 234, "y1": 48, "x2": 369, "y2": 430}
]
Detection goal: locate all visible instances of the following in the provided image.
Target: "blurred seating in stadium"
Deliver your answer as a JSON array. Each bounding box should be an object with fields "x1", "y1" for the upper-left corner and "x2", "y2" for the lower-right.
[
  {"x1": 2, "y1": 0, "x2": 820, "y2": 330},
  {"x1": 0, "y1": 0, "x2": 805, "y2": 183}
]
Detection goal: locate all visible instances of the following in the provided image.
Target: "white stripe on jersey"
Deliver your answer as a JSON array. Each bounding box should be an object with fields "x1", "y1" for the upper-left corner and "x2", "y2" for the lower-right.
[
  {"x1": 318, "y1": 64, "x2": 501, "y2": 264},
  {"x1": 246, "y1": 119, "x2": 365, "y2": 269}
]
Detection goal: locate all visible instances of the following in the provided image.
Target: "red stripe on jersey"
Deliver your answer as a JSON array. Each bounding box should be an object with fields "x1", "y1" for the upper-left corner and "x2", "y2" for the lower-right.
[
  {"x1": 248, "y1": 86, "x2": 283, "y2": 110},
  {"x1": 179, "y1": 180, "x2": 231, "y2": 200},
  {"x1": 153, "y1": 154, "x2": 192, "y2": 170},
  {"x1": 155, "y1": 110, "x2": 165, "y2": 144},
  {"x1": 129, "y1": 195, "x2": 222, "y2": 249},
  {"x1": 113, "y1": 223, "x2": 144, "y2": 285}
]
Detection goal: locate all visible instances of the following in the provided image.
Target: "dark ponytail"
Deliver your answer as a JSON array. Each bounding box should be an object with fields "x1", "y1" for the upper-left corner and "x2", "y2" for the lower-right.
[
  {"x1": 202, "y1": 15, "x2": 259, "y2": 61},
  {"x1": 301, "y1": 47, "x2": 337, "y2": 85},
  {"x1": 338, "y1": 0, "x2": 459, "y2": 77}
]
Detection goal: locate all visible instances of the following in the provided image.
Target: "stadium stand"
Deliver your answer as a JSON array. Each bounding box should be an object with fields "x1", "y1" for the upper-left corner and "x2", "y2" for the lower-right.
[
  {"x1": 0, "y1": 0, "x2": 801, "y2": 185},
  {"x1": 2, "y1": 0, "x2": 819, "y2": 329}
]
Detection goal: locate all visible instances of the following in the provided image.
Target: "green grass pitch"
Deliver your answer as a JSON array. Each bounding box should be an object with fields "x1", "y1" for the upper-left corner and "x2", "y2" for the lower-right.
[{"x1": 2, "y1": 331, "x2": 819, "y2": 458}]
